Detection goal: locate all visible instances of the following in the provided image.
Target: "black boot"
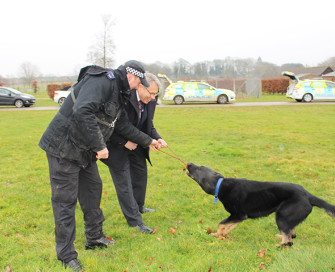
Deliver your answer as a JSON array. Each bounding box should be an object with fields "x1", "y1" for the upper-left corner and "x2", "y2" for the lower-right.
[
  {"x1": 85, "y1": 235, "x2": 116, "y2": 250},
  {"x1": 139, "y1": 207, "x2": 155, "y2": 213},
  {"x1": 133, "y1": 223, "x2": 153, "y2": 233},
  {"x1": 63, "y1": 259, "x2": 84, "y2": 271}
]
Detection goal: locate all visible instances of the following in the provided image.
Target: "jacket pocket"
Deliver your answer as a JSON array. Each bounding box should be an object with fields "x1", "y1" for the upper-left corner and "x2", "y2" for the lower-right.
[{"x1": 59, "y1": 131, "x2": 93, "y2": 168}]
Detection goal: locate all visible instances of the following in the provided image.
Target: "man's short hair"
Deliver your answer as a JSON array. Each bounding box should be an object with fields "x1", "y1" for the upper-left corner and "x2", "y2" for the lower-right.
[{"x1": 145, "y1": 73, "x2": 161, "y2": 89}]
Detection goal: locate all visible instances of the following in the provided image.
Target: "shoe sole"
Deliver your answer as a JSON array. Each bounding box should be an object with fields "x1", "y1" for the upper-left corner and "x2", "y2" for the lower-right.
[{"x1": 85, "y1": 242, "x2": 115, "y2": 250}]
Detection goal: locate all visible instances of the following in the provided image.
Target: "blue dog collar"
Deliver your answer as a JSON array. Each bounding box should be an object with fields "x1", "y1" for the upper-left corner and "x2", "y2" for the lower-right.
[{"x1": 213, "y1": 178, "x2": 223, "y2": 204}]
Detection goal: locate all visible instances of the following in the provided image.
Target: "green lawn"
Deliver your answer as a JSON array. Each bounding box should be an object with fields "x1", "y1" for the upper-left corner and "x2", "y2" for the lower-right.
[{"x1": 0, "y1": 104, "x2": 335, "y2": 271}]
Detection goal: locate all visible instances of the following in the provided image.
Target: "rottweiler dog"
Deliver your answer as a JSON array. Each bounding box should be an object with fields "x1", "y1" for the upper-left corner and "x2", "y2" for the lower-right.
[{"x1": 187, "y1": 162, "x2": 335, "y2": 246}]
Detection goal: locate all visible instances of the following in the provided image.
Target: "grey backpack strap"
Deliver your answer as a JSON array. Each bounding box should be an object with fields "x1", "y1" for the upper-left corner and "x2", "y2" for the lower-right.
[{"x1": 70, "y1": 84, "x2": 77, "y2": 103}]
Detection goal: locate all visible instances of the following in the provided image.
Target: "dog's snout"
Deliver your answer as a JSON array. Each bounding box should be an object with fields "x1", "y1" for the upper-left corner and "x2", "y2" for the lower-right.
[{"x1": 186, "y1": 171, "x2": 194, "y2": 179}]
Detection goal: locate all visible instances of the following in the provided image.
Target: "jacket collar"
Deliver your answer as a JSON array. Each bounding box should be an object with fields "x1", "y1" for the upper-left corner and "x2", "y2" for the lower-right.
[
  {"x1": 114, "y1": 65, "x2": 131, "y2": 95},
  {"x1": 129, "y1": 90, "x2": 140, "y2": 114}
]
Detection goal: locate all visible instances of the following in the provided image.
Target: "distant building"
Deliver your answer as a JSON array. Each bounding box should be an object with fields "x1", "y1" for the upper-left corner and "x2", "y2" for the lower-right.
[
  {"x1": 322, "y1": 71, "x2": 335, "y2": 82},
  {"x1": 292, "y1": 66, "x2": 334, "y2": 80}
]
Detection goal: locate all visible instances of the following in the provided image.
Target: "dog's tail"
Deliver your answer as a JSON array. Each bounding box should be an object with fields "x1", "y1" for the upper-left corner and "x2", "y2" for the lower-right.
[{"x1": 309, "y1": 194, "x2": 335, "y2": 217}]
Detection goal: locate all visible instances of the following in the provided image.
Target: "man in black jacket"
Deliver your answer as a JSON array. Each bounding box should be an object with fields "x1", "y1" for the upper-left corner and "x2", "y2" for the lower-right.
[
  {"x1": 101, "y1": 73, "x2": 167, "y2": 233},
  {"x1": 39, "y1": 61, "x2": 158, "y2": 271}
]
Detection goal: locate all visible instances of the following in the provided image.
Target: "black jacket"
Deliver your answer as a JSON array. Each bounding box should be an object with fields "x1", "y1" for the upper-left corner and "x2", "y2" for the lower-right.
[
  {"x1": 103, "y1": 90, "x2": 161, "y2": 168},
  {"x1": 39, "y1": 65, "x2": 152, "y2": 168}
]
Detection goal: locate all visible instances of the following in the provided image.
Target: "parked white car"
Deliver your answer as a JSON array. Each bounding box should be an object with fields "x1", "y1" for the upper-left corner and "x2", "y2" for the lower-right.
[{"x1": 54, "y1": 90, "x2": 71, "y2": 105}]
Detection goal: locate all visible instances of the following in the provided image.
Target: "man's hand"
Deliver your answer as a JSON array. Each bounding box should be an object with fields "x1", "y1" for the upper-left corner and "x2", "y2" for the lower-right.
[
  {"x1": 149, "y1": 139, "x2": 159, "y2": 152},
  {"x1": 125, "y1": 141, "x2": 138, "y2": 151},
  {"x1": 158, "y1": 139, "x2": 168, "y2": 148},
  {"x1": 96, "y1": 148, "x2": 109, "y2": 159}
]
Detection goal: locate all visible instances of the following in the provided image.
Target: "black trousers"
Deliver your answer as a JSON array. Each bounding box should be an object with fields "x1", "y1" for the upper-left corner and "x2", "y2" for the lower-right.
[
  {"x1": 47, "y1": 154, "x2": 105, "y2": 263},
  {"x1": 108, "y1": 150, "x2": 148, "y2": 226}
]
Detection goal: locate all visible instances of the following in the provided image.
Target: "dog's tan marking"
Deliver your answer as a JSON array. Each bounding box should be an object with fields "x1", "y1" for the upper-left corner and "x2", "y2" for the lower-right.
[
  {"x1": 275, "y1": 230, "x2": 294, "y2": 247},
  {"x1": 210, "y1": 222, "x2": 240, "y2": 239}
]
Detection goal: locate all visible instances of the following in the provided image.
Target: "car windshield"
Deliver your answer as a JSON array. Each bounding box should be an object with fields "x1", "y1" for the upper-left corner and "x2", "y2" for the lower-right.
[{"x1": 6, "y1": 87, "x2": 22, "y2": 94}]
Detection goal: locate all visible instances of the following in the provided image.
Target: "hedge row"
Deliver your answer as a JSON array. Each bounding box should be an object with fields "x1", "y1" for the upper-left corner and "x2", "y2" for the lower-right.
[
  {"x1": 261, "y1": 77, "x2": 289, "y2": 94},
  {"x1": 47, "y1": 83, "x2": 71, "y2": 99}
]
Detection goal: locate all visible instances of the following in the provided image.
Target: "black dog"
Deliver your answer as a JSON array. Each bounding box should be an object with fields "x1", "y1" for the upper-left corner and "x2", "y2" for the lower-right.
[{"x1": 187, "y1": 162, "x2": 335, "y2": 246}]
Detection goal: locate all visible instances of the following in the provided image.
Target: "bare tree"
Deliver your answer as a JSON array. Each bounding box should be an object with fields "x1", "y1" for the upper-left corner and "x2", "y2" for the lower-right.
[
  {"x1": 19, "y1": 62, "x2": 39, "y2": 87},
  {"x1": 318, "y1": 57, "x2": 335, "y2": 67},
  {"x1": 87, "y1": 14, "x2": 115, "y2": 67},
  {"x1": 234, "y1": 58, "x2": 255, "y2": 78},
  {"x1": 252, "y1": 60, "x2": 280, "y2": 79},
  {"x1": 173, "y1": 58, "x2": 191, "y2": 80},
  {"x1": 144, "y1": 61, "x2": 172, "y2": 76},
  {"x1": 280, "y1": 63, "x2": 304, "y2": 71},
  {"x1": 193, "y1": 62, "x2": 208, "y2": 79},
  {"x1": 0, "y1": 74, "x2": 7, "y2": 86}
]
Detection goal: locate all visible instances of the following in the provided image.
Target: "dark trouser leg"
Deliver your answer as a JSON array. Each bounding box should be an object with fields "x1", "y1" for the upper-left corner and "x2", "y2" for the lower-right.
[
  {"x1": 47, "y1": 154, "x2": 79, "y2": 263},
  {"x1": 128, "y1": 151, "x2": 148, "y2": 209},
  {"x1": 109, "y1": 159, "x2": 143, "y2": 226},
  {"x1": 77, "y1": 161, "x2": 105, "y2": 240}
]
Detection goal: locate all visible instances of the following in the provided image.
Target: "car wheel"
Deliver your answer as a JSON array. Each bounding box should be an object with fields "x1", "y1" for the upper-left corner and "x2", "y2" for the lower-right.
[
  {"x1": 302, "y1": 93, "x2": 313, "y2": 102},
  {"x1": 58, "y1": 97, "x2": 65, "y2": 106},
  {"x1": 174, "y1": 95, "x2": 184, "y2": 105},
  {"x1": 15, "y1": 99, "x2": 24, "y2": 108},
  {"x1": 217, "y1": 94, "x2": 228, "y2": 104},
  {"x1": 295, "y1": 99, "x2": 302, "y2": 102}
]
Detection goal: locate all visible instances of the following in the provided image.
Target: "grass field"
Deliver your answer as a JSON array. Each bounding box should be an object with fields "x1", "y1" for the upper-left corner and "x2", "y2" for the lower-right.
[{"x1": 0, "y1": 104, "x2": 335, "y2": 271}]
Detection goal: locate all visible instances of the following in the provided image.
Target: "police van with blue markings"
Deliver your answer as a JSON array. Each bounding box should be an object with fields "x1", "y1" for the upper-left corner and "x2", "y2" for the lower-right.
[{"x1": 158, "y1": 74, "x2": 236, "y2": 105}]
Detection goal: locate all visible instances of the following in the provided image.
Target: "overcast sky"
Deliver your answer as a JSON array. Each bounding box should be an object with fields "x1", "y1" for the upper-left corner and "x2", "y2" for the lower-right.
[{"x1": 1, "y1": 0, "x2": 334, "y2": 77}]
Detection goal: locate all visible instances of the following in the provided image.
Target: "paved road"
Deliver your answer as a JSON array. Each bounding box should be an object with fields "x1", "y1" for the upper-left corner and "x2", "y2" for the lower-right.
[
  {"x1": 0, "y1": 106, "x2": 60, "y2": 111},
  {"x1": 0, "y1": 101, "x2": 334, "y2": 111},
  {"x1": 157, "y1": 101, "x2": 335, "y2": 107}
]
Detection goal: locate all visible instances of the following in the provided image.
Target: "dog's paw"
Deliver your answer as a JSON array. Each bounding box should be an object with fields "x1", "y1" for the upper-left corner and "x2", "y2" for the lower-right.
[
  {"x1": 210, "y1": 233, "x2": 228, "y2": 240},
  {"x1": 276, "y1": 242, "x2": 293, "y2": 248}
]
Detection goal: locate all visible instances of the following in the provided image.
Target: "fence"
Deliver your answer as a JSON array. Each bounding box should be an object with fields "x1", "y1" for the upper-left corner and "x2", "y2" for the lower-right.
[{"x1": 207, "y1": 78, "x2": 261, "y2": 98}]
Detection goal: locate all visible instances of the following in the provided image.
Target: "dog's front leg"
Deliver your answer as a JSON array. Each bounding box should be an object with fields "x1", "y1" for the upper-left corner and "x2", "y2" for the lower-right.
[
  {"x1": 211, "y1": 222, "x2": 240, "y2": 239},
  {"x1": 210, "y1": 223, "x2": 227, "y2": 238}
]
